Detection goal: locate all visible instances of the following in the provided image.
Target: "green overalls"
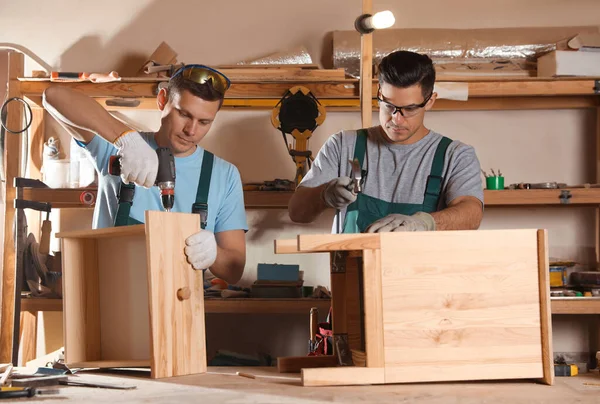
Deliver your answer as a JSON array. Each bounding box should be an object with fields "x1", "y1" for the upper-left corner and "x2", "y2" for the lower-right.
[
  {"x1": 342, "y1": 129, "x2": 452, "y2": 234},
  {"x1": 114, "y1": 150, "x2": 214, "y2": 229}
]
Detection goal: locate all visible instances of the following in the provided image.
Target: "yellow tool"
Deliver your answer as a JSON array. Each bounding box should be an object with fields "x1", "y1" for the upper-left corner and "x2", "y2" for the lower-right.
[{"x1": 271, "y1": 86, "x2": 326, "y2": 185}]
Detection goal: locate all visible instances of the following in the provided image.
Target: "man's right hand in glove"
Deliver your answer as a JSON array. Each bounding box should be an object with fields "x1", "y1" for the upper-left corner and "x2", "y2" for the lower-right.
[
  {"x1": 114, "y1": 131, "x2": 159, "y2": 188},
  {"x1": 321, "y1": 177, "x2": 357, "y2": 210}
]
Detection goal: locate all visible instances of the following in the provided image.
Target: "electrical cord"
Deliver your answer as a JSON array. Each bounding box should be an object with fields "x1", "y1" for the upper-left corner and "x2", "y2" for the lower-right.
[{"x1": 1, "y1": 96, "x2": 33, "y2": 134}]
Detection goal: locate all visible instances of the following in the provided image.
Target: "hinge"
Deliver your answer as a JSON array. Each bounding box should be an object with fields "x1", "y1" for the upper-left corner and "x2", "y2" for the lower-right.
[
  {"x1": 331, "y1": 251, "x2": 348, "y2": 273},
  {"x1": 559, "y1": 190, "x2": 572, "y2": 204}
]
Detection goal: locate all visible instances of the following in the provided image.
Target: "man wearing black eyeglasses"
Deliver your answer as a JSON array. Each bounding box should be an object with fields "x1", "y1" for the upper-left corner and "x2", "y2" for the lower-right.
[
  {"x1": 42, "y1": 65, "x2": 247, "y2": 284},
  {"x1": 289, "y1": 50, "x2": 483, "y2": 233}
]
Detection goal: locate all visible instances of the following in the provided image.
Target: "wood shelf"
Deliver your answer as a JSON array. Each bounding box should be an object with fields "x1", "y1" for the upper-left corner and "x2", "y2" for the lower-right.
[
  {"x1": 550, "y1": 297, "x2": 600, "y2": 314},
  {"x1": 25, "y1": 297, "x2": 598, "y2": 315},
  {"x1": 485, "y1": 188, "x2": 600, "y2": 206},
  {"x1": 20, "y1": 297, "x2": 331, "y2": 315},
  {"x1": 19, "y1": 77, "x2": 600, "y2": 111},
  {"x1": 23, "y1": 188, "x2": 600, "y2": 210},
  {"x1": 20, "y1": 298, "x2": 62, "y2": 312},
  {"x1": 204, "y1": 298, "x2": 331, "y2": 314}
]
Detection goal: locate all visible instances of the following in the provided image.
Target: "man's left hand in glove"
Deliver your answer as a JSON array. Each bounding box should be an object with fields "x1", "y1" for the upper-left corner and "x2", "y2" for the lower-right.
[
  {"x1": 365, "y1": 211, "x2": 436, "y2": 233},
  {"x1": 184, "y1": 230, "x2": 218, "y2": 270}
]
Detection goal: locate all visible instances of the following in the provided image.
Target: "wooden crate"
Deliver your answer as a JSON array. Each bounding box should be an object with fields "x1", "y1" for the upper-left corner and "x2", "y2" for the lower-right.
[
  {"x1": 275, "y1": 229, "x2": 553, "y2": 386},
  {"x1": 57, "y1": 211, "x2": 205, "y2": 379}
]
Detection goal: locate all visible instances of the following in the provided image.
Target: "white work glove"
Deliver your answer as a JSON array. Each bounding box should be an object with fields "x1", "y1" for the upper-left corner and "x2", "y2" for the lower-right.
[
  {"x1": 365, "y1": 212, "x2": 436, "y2": 233},
  {"x1": 321, "y1": 177, "x2": 357, "y2": 210},
  {"x1": 184, "y1": 230, "x2": 218, "y2": 270},
  {"x1": 114, "y1": 131, "x2": 158, "y2": 188}
]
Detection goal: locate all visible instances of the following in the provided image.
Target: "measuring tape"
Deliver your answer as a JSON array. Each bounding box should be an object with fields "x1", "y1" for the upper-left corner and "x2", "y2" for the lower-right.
[{"x1": 79, "y1": 191, "x2": 96, "y2": 206}]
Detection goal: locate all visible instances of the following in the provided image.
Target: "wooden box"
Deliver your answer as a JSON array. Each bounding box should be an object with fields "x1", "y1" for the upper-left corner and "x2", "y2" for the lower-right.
[
  {"x1": 275, "y1": 229, "x2": 553, "y2": 386},
  {"x1": 57, "y1": 211, "x2": 206, "y2": 379}
]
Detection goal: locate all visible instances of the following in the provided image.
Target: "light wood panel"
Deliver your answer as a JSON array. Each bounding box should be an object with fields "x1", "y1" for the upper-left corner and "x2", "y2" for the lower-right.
[
  {"x1": 61, "y1": 238, "x2": 101, "y2": 364},
  {"x1": 144, "y1": 211, "x2": 205, "y2": 379},
  {"x1": 362, "y1": 249, "x2": 384, "y2": 368},
  {"x1": 273, "y1": 239, "x2": 299, "y2": 254},
  {"x1": 97, "y1": 234, "x2": 150, "y2": 362},
  {"x1": 18, "y1": 311, "x2": 37, "y2": 365},
  {"x1": 551, "y1": 298, "x2": 600, "y2": 314},
  {"x1": 302, "y1": 366, "x2": 385, "y2": 387},
  {"x1": 298, "y1": 234, "x2": 380, "y2": 252},
  {"x1": 67, "y1": 360, "x2": 150, "y2": 369},
  {"x1": 56, "y1": 224, "x2": 144, "y2": 239},
  {"x1": 378, "y1": 230, "x2": 545, "y2": 384},
  {"x1": 537, "y1": 229, "x2": 554, "y2": 386},
  {"x1": 0, "y1": 51, "x2": 24, "y2": 363}
]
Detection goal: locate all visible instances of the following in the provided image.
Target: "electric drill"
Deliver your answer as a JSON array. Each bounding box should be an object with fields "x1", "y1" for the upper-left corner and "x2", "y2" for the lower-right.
[{"x1": 109, "y1": 148, "x2": 176, "y2": 211}]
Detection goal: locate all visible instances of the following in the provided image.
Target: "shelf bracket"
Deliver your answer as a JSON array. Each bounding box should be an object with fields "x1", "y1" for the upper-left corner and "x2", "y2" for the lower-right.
[{"x1": 559, "y1": 190, "x2": 572, "y2": 204}]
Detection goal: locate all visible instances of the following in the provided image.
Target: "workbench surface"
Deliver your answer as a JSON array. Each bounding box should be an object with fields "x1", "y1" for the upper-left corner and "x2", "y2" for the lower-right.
[{"x1": 14, "y1": 366, "x2": 600, "y2": 403}]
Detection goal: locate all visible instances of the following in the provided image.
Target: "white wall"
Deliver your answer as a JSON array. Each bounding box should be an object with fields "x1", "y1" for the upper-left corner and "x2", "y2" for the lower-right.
[{"x1": 2, "y1": 0, "x2": 600, "y2": 361}]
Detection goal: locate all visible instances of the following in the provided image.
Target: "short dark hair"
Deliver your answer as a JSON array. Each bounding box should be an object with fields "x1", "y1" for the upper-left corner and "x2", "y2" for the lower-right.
[
  {"x1": 378, "y1": 51, "x2": 435, "y2": 98},
  {"x1": 167, "y1": 75, "x2": 224, "y2": 108}
]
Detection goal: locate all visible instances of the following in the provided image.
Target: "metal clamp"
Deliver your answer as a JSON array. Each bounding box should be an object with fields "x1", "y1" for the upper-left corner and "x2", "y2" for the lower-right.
[
  {"x1": 594, "y1": 80, "x2": 600, "y2": 95},
  {"x1": 559, "y1": 190, "x2": 572, "y2": 204}
]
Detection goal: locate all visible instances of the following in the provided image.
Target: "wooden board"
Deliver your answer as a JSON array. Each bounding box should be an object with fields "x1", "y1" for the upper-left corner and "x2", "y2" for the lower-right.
[
  {"x1": 537, "y1": 230, "x2": 554, "y2": 386},
  {"x1": 0, "y1": 51, "x2": 24, "y2": 363},
  {"x1": 144, "y1": 211, "x2": 205, "y2": 379},
  {"x1": 362, "y1": 249, "x2": 384, "y2": 368},
  {"x1": 277, "y1": 355, "x2": 338, "y2": 373},
  {"x1": 61, "y1": 238, "x2": 101, "y2": 363},
  {"x1": 378, "y1": 230, "x2": 547, "y2": 384},
  {"x1": 298, "y1": 234, "x2": 379, "y2": 252},
  {"x1": 302, "y1": 366, "x2": 385, "y2": 386}
]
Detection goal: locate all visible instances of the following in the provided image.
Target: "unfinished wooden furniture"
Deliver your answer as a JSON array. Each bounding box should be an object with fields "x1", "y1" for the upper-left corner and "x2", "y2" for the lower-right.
[
  {"x1": 275, "y1": 229, "x2": 553, "y2": 387},
  {"x1": 56, "y1": 211, "x2": 205, "y2": 379}
]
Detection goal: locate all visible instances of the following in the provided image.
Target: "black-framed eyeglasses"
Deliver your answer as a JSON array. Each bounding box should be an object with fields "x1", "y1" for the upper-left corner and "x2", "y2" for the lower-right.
[
  {"x1": 171, "y1": 64, "x2": 231, "y2": 95},
  {"x1": 377, "y1": 87, "x2": 433, "y2": 117}
]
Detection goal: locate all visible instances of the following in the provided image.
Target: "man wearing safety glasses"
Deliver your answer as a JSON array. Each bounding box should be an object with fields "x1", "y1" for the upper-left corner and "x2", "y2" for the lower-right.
[
  {"x1": 289, "y1": 50, "x2": 483, "y2": 233},
  {"x1": 42, "y1": 65, "x2": 247, "y2": 284}
]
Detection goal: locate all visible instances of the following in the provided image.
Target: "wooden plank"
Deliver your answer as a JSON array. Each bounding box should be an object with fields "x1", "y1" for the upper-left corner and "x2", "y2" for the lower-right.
[
  {"x1": 537, "y1": 230, "x2": 554, "y2": 386},
  {"x1": 145, "y1": 211, "x2": 205, "y2": 379},
  {"x1": 298, "y1": 234, "x2": 380, "y2": 252},
  {"x1": 362, "y1": 249, "x2": 384, "y2": 368},
  {"x1": 67, "y1": 360, "x2": 150, "y2": 369},
  {"x1": 360, "y1": 0, "x2": 373, "y2": 128},
  {"x1": 330, "y1": 255, "x2": 347, "y2": 335},
  {"x1": 485, "y1": 188, "x2": 600, "y2": 206},
  {"x1": 97, "y1": 234, "x2": 149, "y2": 363},
  {"x1": 18, "y1": 311, "x2": 37, "y2": 365},
  {"x1": 551, "y1": 298, "x2": 600, "y2": 314},
  {"x1": 274, "y1": 239, "x2": 300, "y2": 254},
  {"x1": 379, "y1": 230, "x2": 545, "y2": 384},
  {"x1": 22, "y1": 188, "x2": 97, "y2": 209},
  {"x1": 20, "y1": 298, "x2": 62, "y2": 312},
  {"x1": 19, "y1": 79, "x2": 600, "y2": 100},
  {"x1": 277, "y1": 355, "x2": 338, "y2": 373},
  {"x1": 204, "y1": 298, "x2": 331, "y2": 314},
  {"x1": 345, "y1": 255, "x2": 362, "y2": 351},
  {"x1": 61, "y1": 238, "x2": 101, "y2": 364},
  {"x1": 385, "y1": 363, "x2": 543, "y2": 384},
  {"x1": 301, "y1": 367, "x2": 385, "y2": 386},
  {"x1": 56, "y1": 224, "x2": 144, "y2": 239},
  {"x1": 0, "y1": 51, "x2": 24, "y2": 363}
]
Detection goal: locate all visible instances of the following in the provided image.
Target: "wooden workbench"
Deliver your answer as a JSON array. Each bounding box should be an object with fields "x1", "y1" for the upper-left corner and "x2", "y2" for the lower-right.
[{"x1": 20, "y1": 367, "x2": 600, "y2": 403}]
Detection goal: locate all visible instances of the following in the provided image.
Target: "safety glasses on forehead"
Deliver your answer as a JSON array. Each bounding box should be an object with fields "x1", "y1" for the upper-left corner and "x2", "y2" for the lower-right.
[
  {"x1": 377, "y1": 87, "x2": 432, "y2": 118},
  {"x1": 171, "y1": 64, "x2": 231, "y2": 95}
]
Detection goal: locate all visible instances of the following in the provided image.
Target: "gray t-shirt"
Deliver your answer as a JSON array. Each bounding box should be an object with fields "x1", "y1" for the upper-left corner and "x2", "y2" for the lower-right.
[{"x1": 300, "y1": 127, "x2": 484, "y2": 233}]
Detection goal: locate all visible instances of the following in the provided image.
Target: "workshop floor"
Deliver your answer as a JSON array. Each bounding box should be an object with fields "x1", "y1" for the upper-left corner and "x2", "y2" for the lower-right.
[{"x1": 15, "y1": 367, "x2": 600, "y2": 403}]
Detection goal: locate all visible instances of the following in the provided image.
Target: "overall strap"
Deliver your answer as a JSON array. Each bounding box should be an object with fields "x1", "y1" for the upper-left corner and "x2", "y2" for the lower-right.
[
  {"x1": 353, "y1": 129, "x2": 368, "y2": 167},
  {"x1": 192, "y1": 150, "x2": 214, "y2": 229},
  {"x1": 114, "y1": 182, "x2": 135, "y2": 227},
  {"x1": 422, "y1": 136, "x2": 452, "y2": 213}
]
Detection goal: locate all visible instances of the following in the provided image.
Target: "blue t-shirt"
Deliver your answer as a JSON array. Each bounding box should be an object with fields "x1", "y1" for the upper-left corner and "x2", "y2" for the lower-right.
[{"x1": 79, "y1": 132, "x2": 248, "y2": 232}]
